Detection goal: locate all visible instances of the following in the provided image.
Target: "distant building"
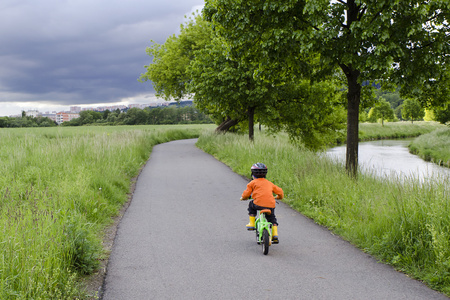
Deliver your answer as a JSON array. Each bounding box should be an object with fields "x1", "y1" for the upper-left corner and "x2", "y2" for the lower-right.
[
  {"x1": 168, "y1": 100, "x2": 193, "y2": 108},
  {"x1": 70, "y1": 106, "x2": 81, "y2": 113},
  {"x1": 41, "y1": 113, "x2": 57, "y2": 122},
  {"x1": 56, "y1": 112, "x2": 79, "y2": 125},
  {"x1": 25, "y1": 110, "x2": 40, "y2": 118}
]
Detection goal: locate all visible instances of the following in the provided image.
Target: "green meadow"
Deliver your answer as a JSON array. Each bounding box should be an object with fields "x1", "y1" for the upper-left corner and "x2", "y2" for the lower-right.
[
  {"x1": 0, "y1": 125, "x2": 211, "y2": 299},
  {"x1": 409, "y1": 127, "x2": 450, "y2": 167},
  {"x1": 0, "y1": 122, "x2": 448, "y2": 297},
  {"x1": 355, "y1": 121, "x2": 443, "y2": 142},
  {"x1": 196, "y1": 128, "x2": 450, "y2": 295}
]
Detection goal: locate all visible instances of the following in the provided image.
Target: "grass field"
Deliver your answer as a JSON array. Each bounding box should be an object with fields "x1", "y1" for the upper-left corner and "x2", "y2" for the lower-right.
[
  {"x1": 0, "y1": 125, "x2": 212, "y2": 299},
  {"x1": 197, "y1": 130, "x2": 450, "y2": 295},
  {"x1": 409, "y1": 127, "x2": 450, "y2": 167},
  {"x1": 1, "y1": 122, "x2": 447, "y2": 297},
  {"x1": 357, "y1": 121, "x2": 444, "y2": 141}
]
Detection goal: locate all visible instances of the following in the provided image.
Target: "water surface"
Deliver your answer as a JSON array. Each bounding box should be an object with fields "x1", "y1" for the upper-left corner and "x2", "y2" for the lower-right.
[{"x1": 326, "y1": 139, "x2": 450, "y2": 183}]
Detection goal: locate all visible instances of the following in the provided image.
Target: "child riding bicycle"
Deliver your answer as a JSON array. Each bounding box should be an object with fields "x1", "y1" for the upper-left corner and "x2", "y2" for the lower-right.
[{"x1": 240, "y1": 162, "x2": 284, "y2": 243}]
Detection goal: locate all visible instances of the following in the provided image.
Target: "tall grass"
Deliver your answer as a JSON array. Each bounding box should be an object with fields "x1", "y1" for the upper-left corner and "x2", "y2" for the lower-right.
[
  {"x1": 0, "y1": 125, "x2": 207, "y2": 299},
  {"x1": 358, "y1": 121, "x2": 444, "y2": 141},
  {"x1": 409, "y1": 127, "x2": 450, "y2": 167},
  {"x1": 197, "y1": 131, "x2": 450, "y2": 295}
]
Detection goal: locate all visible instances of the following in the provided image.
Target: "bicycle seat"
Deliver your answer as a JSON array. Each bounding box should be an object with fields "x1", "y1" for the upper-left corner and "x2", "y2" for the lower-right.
[{"x1": 260, "y1": 209, "x2": 272, "y2": 215}]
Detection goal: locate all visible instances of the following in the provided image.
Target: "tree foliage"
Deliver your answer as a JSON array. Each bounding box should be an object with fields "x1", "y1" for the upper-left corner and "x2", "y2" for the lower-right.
[
  {"x1": 62, "y1": 106, "x2": 212, "y2": 126},
  {"x1": 204, "y1": 0, "x2": 450, "y2": 177},
  {"x1": 368, "y1": 98, "x2": 395, "y2": 126},
  {"x1": 140, "y1": 14, "x2": 249, "y2": 134},
  {"x1": 141, "y1": 12, "x2": 344, "y2": 144},
  {"x1": 402, "y1": 99, "x2": 425, "y2": 124},
  {"x1": 0, "y1": 116, "x2": 57, "y2": 128},
  {"x1": 139, "y1": 14, "x2": 213, "y2": 101},
  {"x1": 187, "y1": 33, "x2": 278, "y2": 140},
  {"x1": 434, "y1": 104, "x2": 450, "y2": 125}
]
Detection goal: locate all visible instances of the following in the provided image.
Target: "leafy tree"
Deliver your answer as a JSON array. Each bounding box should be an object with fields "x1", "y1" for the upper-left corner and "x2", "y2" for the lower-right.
[
  {"x1": 368, "y1": 98, "x2": 395, "y2": 126},
  {"x1": 106, "y1": 112, "x2": 118, "y2": 124},
  {"x1": 103, "y1": 109, "x2": 111, "y2": 120},
  {"x1": 8, "y1": 117, "x2": 35, "y2": 128},
  {"x1": 35, "y1": 116, "x2": 56, "y2": 127},
  {"x1": 375, "y1": 89, "x2": 404, "y2": 110},
  {"x1": 394, "y1": 105, "x2": 403, "y2": 121},
  {"x1": 141, "y1": 11, "x2": 344, "y2": 144},
  {"x1": 124, "y1": 107, "x2": 148, "y2": 125},
  {"x1": 139, "y1": 14, "x2": 212, "y2": 101},
  {"x1": 139, "y1": 14, "x2": 242, "y2": 132},
  {"x1": 141, "y1": 13, "x2": 272, "y2": 140},
  {"x1": 204, "y1": 0, "x2": 450, "y2": 177},
  {"x1": 146, "y1": 107, "x2": 162, "y2": 124},
  {"x1": 78, "y1": 111, "x2": 102, "y2": 125},
  {"x1": 0, "y1": 117, "x2": 8, "y2": 127},
  {"x1": 187, "y1": 34, "x2": 276, "y2": 140},
  {"x1": 424, "y1": 109, "x2": 435, "y2": 122},
  {"x1": 260, "y1": 80, "x2": 346, "y2": 149},
  {"x1": 0, "y1": 116, "x2": 56, "y2": 128},
  {"x1": 402, "y1": 99, "x2": 425, "y2": 124},
  {"x1": 434, "y1": 104, "x2": 450, "y2": 125},
  {"x1": 411, "y1": 69, "x2": 450, "y2": 125}
]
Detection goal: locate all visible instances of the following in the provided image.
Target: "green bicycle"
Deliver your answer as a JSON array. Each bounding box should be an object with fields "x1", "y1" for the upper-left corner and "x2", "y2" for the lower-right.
[{"x1": 254, "y1": 208, "x2": 273, "y2": 255}]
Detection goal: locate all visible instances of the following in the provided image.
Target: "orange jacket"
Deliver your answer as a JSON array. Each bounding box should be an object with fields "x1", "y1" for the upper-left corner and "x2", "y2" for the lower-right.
[{"x1": 241, "y1": 178, "x2": 284, "y2": 208}]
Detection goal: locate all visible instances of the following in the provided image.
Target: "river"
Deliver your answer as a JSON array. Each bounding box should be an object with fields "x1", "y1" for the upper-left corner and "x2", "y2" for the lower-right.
[{"x1": 326, "y1": 139, "x2": 450, "y2": 183}]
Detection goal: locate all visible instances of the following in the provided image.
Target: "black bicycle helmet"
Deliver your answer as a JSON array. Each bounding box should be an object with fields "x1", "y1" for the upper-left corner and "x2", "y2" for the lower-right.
[{"x1": 251, "y1": 162, "x2": 268, "y2": 178}]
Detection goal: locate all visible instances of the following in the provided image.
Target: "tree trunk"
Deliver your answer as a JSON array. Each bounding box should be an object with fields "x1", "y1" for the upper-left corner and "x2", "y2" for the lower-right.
[
  {"x1": 215, "y1": 117, "x2": 239, "y2": 133},
  {"x1": 340, "y1": 64, "x2": 361, "y2": 178},
  {"x1": 248, "y1": 106, "x2": 255, "y2": 141}
]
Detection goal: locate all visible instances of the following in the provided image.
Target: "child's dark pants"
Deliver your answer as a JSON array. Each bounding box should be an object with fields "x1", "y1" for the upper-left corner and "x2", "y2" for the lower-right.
[{"x1": 248, "y1": 200, "x2": 278, "y2": 226}]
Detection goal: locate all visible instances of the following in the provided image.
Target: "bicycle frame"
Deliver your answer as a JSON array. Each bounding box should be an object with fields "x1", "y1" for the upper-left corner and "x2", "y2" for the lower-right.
[{"x1": 255, "y1": 210, "x2": 272, "y2": 246}]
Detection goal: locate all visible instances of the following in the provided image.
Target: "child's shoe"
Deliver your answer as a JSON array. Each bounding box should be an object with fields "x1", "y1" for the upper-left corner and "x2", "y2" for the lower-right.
[
  {"x1": 272, "y1": 225, "x2": 279, "y2": 244},
  {"x1": 246, "y1": 216, "x2": 255, "y2": 231}
]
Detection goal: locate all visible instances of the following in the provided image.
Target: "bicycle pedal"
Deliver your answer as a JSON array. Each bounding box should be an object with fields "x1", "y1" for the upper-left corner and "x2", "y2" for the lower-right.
[
  {"x1": 272, "y1": 237, "x2": 279, "y2": 244},
  {"x1": 247, "y1": 227, "x2": 255, "y2": 231}
]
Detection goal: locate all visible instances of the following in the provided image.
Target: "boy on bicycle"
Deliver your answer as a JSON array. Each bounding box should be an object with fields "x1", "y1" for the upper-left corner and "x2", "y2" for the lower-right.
[{"x1": 240, "y1": 162, "x2": 284, "y2": 243}]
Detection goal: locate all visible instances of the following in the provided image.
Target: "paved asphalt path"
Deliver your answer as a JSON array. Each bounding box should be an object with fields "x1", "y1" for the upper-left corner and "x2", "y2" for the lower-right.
[{"x1": 101, "y1": 139, "x2": 448, "y2": 300}]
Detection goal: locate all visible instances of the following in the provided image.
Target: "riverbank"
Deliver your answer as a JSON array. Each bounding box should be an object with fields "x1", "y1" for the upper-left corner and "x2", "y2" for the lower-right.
[
  {"x1": 355, "y1": 121, "x2": 448, "y2": 168},
  {"x1": 358, "y1": 121, "x2": 443, "y2": 141},
  {"x1": 409, "y1": 127, "x2": 450, "y2": 168},
  {"x1": 197, "y1": 131, "x2": 450, "y2": 296}
]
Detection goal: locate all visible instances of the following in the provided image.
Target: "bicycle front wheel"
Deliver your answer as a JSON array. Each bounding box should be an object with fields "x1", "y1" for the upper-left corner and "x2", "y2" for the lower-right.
[{"x1": 262, "y1": 229, "x2": 270, "y2": 255}]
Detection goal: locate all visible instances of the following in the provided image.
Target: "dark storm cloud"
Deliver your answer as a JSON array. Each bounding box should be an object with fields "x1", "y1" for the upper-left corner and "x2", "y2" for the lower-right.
[{"x1": 0, "y1": 0, "x2": 204, "y2": 106}]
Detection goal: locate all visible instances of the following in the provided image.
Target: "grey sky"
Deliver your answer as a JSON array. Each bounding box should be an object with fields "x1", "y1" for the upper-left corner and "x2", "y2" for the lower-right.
[{"x1": 0, "y1": 0, "x2": 204, "y2": 116}]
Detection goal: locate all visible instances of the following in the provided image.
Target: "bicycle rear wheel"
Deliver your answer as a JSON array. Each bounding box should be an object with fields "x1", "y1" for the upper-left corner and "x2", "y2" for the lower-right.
[{"x1": 262, "y1": 229, "x2": 270, "y2": 255}]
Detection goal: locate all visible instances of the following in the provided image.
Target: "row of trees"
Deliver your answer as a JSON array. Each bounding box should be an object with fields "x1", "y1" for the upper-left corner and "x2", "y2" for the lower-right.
[
  {"x1": 0, "y1": 115, "x2": 57, "y2": 128},
  {"x1": 140, "y1": 14, "x2": 346, "y2": 148},
  {"x1": 62, "y1": 106, "x2": 212, "y2": 126},
  {"x1": 141, "y1": 1, "x2": 450, "y2": 177},
  {"x1": 365, "y1": 90, "x2": 450, "y2": 125},
  {"x1": 366, "y1": 97, "x2": 425, "y2": 125},
  {"x1": 0, "y1": 105, "x2": 212, "y2": 128}
]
